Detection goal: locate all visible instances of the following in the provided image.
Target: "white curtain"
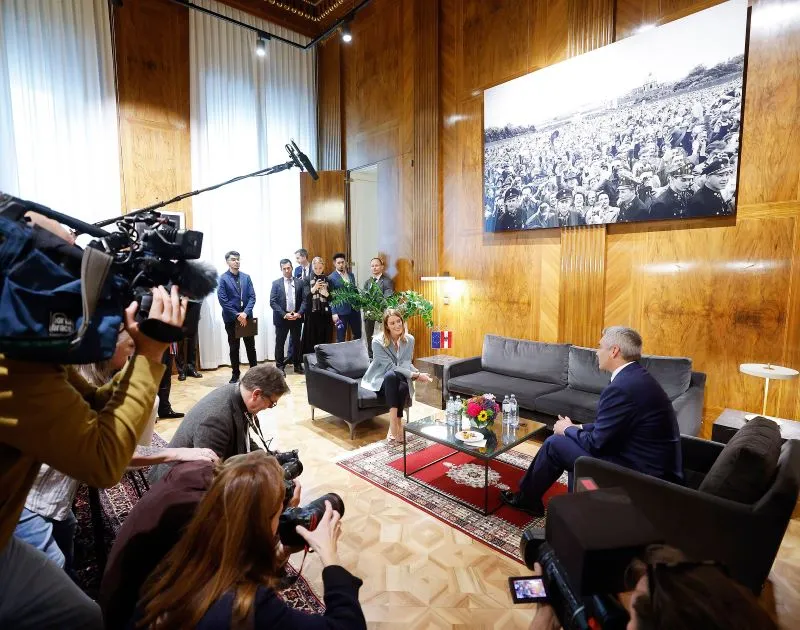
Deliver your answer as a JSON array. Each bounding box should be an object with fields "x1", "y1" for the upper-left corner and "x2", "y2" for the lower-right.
[
  {"x1": 190, "y1": 0, "x2": 317, "y2": 369},
  {"x1": 0, "y1": 0, "x2": 119, "y2": 225}
]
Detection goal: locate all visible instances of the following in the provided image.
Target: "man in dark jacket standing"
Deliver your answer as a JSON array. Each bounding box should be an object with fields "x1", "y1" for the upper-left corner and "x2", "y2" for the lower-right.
[
  {"x1": 270, "y1": 259, "x2": 305, "y2": 376},
  {"x1": 217, "y1": 250, "x2": 257, "y2": 383},
  {"x1": 501, "y1": 326, "x2": 682, "y2": 516}
]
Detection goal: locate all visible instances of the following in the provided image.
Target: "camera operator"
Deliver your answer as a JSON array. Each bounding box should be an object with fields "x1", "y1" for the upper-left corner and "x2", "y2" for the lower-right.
[
  {"x1": 129, "y1": 451, "x2": 365, "y2": 629},
  {"x1": 0, "y1": 231, "x2": 187, "y2": 630},
  {"x1": 527, "y1": 545, "x2": 776, "y2": 630}
]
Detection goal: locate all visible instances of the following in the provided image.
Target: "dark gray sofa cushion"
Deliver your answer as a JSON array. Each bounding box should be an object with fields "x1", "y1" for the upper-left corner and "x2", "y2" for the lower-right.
[
  {"x1": 315, "y1": 340, "x2": 369, "y2": 379},
  {"x1": 446, "y1": 371, "x2": 563, "y2": 410},
  {"x1": 568, "y1": 346, "x2": 610, "y2": 394},
  {"x1": 699, "y1": 416, "x2": 782, "y2": 504},
  {"x1": 481, "y1": 335, "x2": 569, "y2": 385},
  {"x1": 533, "y1": 388, "x2": 600, "y2": 424},
  {"x1": 640, "y1": 355, "x2": 692, "y2": 401}
]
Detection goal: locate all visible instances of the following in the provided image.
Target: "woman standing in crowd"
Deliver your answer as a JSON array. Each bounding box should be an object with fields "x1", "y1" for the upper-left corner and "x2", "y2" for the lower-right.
[
  {"x1": 134, "y1": 451, "x2": 366, "y2": 629},
  {"x1": 360, "y1": 309, "x2": 431, "y2": 443},
  {"x1": 301, "y1": 256, "x2": 334, "y2": 354}
]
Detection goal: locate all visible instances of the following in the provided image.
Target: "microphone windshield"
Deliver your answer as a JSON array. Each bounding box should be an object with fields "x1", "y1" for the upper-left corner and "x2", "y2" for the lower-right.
[{"x1": 177, "y1": 260, "x2": 219, "y2": 300}]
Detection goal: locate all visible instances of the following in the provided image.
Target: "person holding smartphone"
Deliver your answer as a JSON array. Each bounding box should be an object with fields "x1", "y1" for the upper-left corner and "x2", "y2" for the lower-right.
[{"x1": 301, "y1": 256, "x2": 334, "y2": 354}]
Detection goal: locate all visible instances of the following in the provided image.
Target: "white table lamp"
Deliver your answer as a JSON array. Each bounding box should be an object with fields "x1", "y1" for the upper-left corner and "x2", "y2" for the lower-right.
[{"x1": 739, "y1": 363, "x2": 799, "y2": 419}]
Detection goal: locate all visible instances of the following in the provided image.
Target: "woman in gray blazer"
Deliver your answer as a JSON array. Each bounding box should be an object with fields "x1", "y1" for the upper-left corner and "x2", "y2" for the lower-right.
[{"x1": 361, "y1": 309, "x2": 431, "y2": 443}]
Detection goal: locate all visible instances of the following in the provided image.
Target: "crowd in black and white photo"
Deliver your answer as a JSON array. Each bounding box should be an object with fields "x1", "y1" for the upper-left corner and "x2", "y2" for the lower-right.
[{"x1": 484, "y1": 79, "x2": 743, "y2": 231}]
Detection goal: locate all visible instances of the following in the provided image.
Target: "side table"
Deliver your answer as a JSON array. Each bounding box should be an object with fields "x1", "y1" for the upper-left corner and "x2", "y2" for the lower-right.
[
  {"x1": 711, "y1": 408, "x2": 800, "y2": 444},
  {"x1": 416, "y1": 354, "x2": 461, "y2": 409}
]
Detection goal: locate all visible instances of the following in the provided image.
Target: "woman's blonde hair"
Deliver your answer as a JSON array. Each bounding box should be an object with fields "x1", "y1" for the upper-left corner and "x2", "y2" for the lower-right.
[
  {"x1": 137, "y1": 451, "x2": 285, "y2": 629},
  {"x1": 381, "y1": 308, "x2": 407, "y2": 346}
]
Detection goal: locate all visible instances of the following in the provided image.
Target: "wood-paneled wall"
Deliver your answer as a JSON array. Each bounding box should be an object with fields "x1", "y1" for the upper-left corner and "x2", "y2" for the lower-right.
[
  {"x1": 113, "y1": 0, "x2": 192, "y2": 226},
  {"x1": 314, "y1": 0, "x2": 800, "y2": 433}
]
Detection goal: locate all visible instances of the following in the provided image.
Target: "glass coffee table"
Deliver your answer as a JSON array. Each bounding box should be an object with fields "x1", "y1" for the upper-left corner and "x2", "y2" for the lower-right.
[{"x1": 403, "y1": 413, "x2": 548, "y2": 515}]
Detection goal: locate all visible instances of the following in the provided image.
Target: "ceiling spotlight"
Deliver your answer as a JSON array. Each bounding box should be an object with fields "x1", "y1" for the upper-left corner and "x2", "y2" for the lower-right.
[
  {"x1": 341, "y1": 22, "x2": 352, "y2": 43},
  {"x1": 256, "y1": 32, "x2": 269, "y2": 57}
]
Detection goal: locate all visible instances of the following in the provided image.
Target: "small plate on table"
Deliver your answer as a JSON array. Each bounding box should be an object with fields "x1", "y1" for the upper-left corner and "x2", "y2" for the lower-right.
[{"x1": 455, "y1": 430, "x2": 484, "y2": 444}]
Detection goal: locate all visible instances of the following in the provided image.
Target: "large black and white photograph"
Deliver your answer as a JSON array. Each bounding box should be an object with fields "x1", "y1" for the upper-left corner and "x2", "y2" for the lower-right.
[{"x1": 483, "y1": 0, "x2": 747, "y2": 232}]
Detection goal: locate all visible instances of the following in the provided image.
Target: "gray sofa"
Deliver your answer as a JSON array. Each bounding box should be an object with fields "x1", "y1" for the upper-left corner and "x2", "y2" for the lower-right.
[{"x1": 443, "y1": 335, "x2": 706, "y2": 436}]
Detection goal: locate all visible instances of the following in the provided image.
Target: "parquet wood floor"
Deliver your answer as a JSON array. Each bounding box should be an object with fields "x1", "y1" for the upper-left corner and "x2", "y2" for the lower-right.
[{"x1": 160, "y1": 365, "x2": 799, "y2": 629}]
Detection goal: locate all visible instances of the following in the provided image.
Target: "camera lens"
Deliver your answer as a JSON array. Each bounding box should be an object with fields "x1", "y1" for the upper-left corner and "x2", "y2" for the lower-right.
[
  {"x1": 282, "y1": 459, "x2": 303, "y2": 480},
  {"x1": 278, "y1": 492, "x2": 345, "y2": 549}
]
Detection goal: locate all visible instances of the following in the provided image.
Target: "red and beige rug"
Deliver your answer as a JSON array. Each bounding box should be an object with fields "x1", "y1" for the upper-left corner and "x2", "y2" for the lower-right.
[{"x1": 337, "y1": 436, "x2": 567, "y2": 562}]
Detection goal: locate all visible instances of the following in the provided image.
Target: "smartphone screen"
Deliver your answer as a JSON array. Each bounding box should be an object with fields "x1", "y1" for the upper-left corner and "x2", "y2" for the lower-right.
[{"x1": 508, "y1": 576, "x2": 548, "y2": 604}]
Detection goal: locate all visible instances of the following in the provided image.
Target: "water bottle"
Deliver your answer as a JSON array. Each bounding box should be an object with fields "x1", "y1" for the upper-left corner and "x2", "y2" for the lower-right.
[
  {"x1": 502, "y1": 395, "x2": 511, "y2": 426},
  {"x1": 510, "y1": 394, "x2": 519, "y2": 428},
  {"x1": 446, "y1": 396, "x2": 455, "y2": 425}
]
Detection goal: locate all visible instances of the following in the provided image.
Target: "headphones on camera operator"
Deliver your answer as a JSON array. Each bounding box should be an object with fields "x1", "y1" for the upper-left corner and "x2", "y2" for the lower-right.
[{"x1": 0, "y1": 140, "x2": 318, "y2": 365}]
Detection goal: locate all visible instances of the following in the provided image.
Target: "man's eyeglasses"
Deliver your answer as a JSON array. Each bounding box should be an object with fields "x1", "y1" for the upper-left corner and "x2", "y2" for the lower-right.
[{"x1": 261, "y1": 394, "x2": 279, "y2": 408}]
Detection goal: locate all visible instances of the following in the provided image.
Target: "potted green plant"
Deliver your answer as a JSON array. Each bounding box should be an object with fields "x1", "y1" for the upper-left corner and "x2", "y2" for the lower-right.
[{"x1": 330, "y1": 283, "x2": 434, "y2": 330}]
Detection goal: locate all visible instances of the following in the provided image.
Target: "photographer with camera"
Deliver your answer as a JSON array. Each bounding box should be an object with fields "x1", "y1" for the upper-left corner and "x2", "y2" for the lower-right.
[
  {"x1": 130, "y1": 451, "x2": 365, "y2": 630},
  {"x1": 148, "y1": 365, "x2": 292, "y2": 484},
  {"x1": 0, "y1": 276, "x2": 187, "y2": 630}
]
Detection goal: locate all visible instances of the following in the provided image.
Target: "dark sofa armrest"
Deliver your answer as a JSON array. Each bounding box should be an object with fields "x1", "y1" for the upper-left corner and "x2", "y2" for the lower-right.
[
  {"x1": 304, "y1": 364, "x2": 359, "y2": 421},
  {"x1": 442, "y1": 356, "x2": 481, "y2": 399},
  {"x1": 573, "y1": 456, "x2": 773, "y2": 592},
  {"x1": 671, "y1": 371, "x2": 706, "y2": 436},
  {"x1": 680, "y1": 434, "x2": 723, "y2": 474}
]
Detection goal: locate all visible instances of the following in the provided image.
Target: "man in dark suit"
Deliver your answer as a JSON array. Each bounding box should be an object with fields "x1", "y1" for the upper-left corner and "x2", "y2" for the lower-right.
[
  {"x1": 149, "y1": 366, "x2": 289, "y2": 484},
  {"x1": 363, "y1": 257, "x2": 394, "y2": 358},
  {"x1": 501, "y1": 326, "x2": 682, "y2": 517},
  {"x1": 217, "y1": 250, "x2": 257, "y2": 383},
  {"x1": 650, "y1": 162, "x2": 693, "y2": 220},
  {"x1": 616, "y1": 179, "x2": 649, "y2": 223},
  {"x1": 293, "y1": 248, "x2": 311, "y2": 283},
  {"x1": 270, "y1": 259, "x2": 305, "y2": 376},
  {"x1": 687, "y1": 159, "x2": 735, "y2": 218},
  {"x1": 328, "y1": 252, "x2": 362, "y2": 342}
]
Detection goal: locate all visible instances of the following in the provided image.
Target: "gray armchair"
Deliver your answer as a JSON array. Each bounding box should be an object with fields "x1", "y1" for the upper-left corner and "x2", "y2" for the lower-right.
[
  {"x1": 574, "y1": 436, "x2": 800, "y2": 593},
  {"x1": 304, "y1": 340, "x2": 409, "y2": 439}
]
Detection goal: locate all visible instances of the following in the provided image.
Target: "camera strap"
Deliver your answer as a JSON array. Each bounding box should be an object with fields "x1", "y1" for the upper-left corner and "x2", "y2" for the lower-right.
[{"x1": 71, "y1": 247, "x2": 113, "y2": 349}]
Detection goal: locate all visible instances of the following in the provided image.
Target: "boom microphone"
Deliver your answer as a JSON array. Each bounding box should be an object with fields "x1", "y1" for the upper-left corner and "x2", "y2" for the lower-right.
[
  {"x1": 287, "y1": 140, "x2": 319, "y2": 181},
  {"x1": 175, "y1": 260, "x2": 219, "y2": 300}
]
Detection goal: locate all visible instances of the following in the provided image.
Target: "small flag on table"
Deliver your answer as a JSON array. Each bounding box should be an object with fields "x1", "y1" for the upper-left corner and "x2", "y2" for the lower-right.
[{"x1": 431, "y1": 330, "x2": 453, "y2": 349}]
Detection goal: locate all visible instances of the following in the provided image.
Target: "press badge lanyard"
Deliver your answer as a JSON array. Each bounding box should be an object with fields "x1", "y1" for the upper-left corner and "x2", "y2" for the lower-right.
[{"x1": 245, "y1": 412, "x2": 272, "y2": 453}]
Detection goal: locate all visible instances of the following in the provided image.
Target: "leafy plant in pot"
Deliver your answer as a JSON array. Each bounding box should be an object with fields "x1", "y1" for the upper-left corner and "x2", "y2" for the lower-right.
[{"x1": 330, "y1": 283, "x2": 434, "y2": 334}]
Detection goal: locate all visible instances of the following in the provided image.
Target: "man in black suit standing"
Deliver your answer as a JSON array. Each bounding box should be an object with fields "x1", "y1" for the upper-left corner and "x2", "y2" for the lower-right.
[
  {"x1": 501, "y1": 326, "x2": 682, "y2": 516},
  {"x1": 363, "y1": 257, "x2": 394, "y2": 358},
  {"x1": 269, "y1": 259, "x2": 305, "y2": 376},
  {"x1": 328, "y1": 252, "x2": 361, "y2": 342}
]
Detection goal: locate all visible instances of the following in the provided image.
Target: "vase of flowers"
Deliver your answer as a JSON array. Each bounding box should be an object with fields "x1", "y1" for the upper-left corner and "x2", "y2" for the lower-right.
[{"x1": 463, "y1": 394, "x2": 500, "y2": 429}]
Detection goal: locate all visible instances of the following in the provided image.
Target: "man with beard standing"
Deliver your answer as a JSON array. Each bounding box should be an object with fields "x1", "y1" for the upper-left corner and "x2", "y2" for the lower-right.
[{"x1": 687, "y1": 159, "x2": 735, "y2": 217}]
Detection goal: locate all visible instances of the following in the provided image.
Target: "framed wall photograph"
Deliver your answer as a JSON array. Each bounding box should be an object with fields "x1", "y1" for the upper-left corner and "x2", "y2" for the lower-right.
[{"x1": 483, "y1": 0, "x2": 747, "y2": 232}]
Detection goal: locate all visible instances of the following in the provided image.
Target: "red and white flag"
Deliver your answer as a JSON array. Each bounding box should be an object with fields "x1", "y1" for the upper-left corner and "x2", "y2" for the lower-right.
[{"x1": 441, "y1": 330, "x2": 453, "y2": 349}]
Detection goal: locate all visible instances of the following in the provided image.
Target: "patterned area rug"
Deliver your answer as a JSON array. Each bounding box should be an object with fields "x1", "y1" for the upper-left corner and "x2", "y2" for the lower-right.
[
  {"x1": 72, "y1": 436, "x2": 324, "y2": 614},
  {"x1": 337, "y1": 436, "x2": 568, "y2": 561}
]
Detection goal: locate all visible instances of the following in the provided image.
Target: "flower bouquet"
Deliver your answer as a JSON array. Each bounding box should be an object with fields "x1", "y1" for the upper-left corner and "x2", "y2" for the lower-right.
[{"x1": 463, "y1": 394, "x2": 500, "y2": 428}]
